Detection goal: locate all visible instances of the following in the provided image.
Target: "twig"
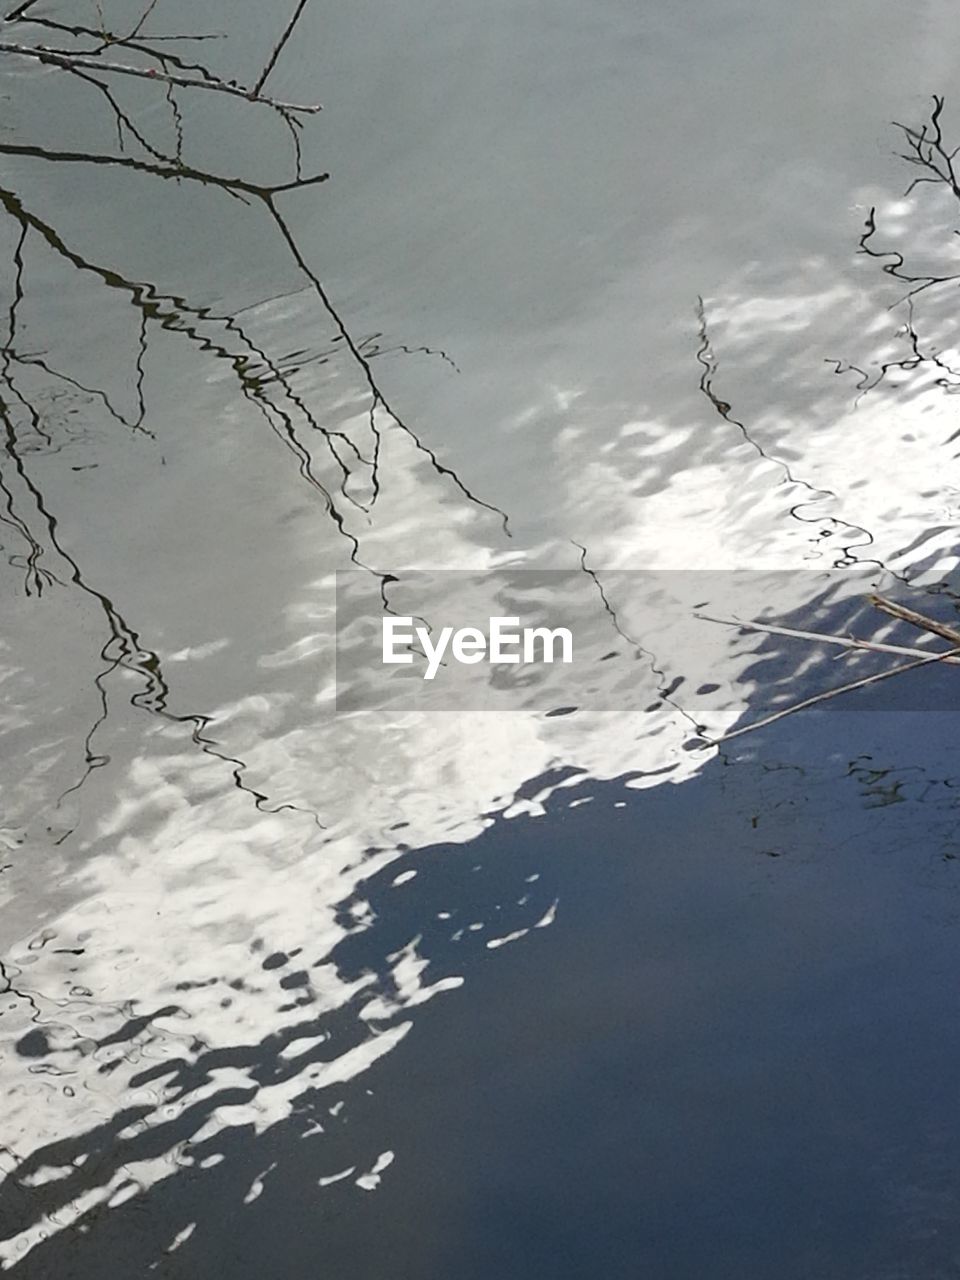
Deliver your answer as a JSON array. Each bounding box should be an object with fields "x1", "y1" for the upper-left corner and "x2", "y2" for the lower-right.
[
  {"x1": 124, "y1": 34, "x2": 225, "y2": 42},
  {"x1": 0, "y1": 41, "x2": 322, "y2": 112},
  {"x1": 253, "y1": 0, "x2": 309, "y2": 96},
  {"x1": 126, "y1": 0, "x2": 160, "y2": 42},
  {"x1": 869, "y1": 593, "x2": 960, "y2": 646},
  {"x1": 61, "y1": 65, "x2": 176, "y2": 163},
  {"x1": 12, "y1": 15, "x2": 229, "y2": 83},
  {"x1": 2, "y1": 0, "x2": 40, "y2": 21},
  {"x1": 696, "y1": 645, "x2": 960, "y2": 749},
  {"x1": 695, "y1": 612, "x2": 960, "y2": 664},
  {"x1": 0, "y1": 140, "x2": 328, "y2": 199}
]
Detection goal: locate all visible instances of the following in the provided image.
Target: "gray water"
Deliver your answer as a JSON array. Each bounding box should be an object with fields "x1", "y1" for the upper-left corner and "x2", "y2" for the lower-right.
[{"x1": 4, "y1": 0, "x2": 960, "y2": 1274}]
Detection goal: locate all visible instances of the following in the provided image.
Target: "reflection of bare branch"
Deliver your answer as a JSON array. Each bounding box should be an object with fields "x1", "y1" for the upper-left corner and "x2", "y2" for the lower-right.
[
  {"x1": 53, "y1": 642, "x2": 117, "y2": 816},
  {"x1": 121, "y1": 33, "x2": 226, "y2": 43},
  {"x1": 841, "y1": 102, "x2": 960, "y2": 417},
  {"x1": 838, "y1": 99, "x2": 960, "y2": 507},
  {"x1": 0, "y1": 140, "x2": 329, "y2": 199},
  {"x1": 698, "y1": 296, "x2": 807, "y2": 481},
  {"x1": 573, "y1": 539, "x2": 706, "y2": 738},
  {"x1": 253, "y1": 0, "x2": 310, "y2": 96},
  {"x1": 0, "y1": 179, "x2": 420, "y2": 679},
  {"x1": 0, "y1": 184, "x2": 361, "y2": 517},
  {"x1": 268, "y1": 199, "x2": 513, "y2": 535},
  {"x1": 1, "y1": 375, "x2": 327, "y2": 835},
  {"x1": 2, "y1": 219, "x2": 151, "y2": 443},
  {"x1": 571, "y1": 540, "x2": 634, "y2": 647},
  {"x1": 0, "y1": 222, "x2": 55, "y2": 592},
  {"x1": 1, "y1": 30, "x2": 500, "y2": 536},
  {"x1": 0, "y1": 447, "x2": 51, "y2": 595},
  {"x1": 125, "y1": 0, "x2": 161, "y2": 43},
  {"x1": 837, "y1": 295, "x2": 960, "y2": 409},
  {"x1": 0, "y1": 1, "x2": 513, "y2": 844},
  {"x1": 12, "y1": 13, "x2": 230, "y2": 85},
  {"x1": 858, "y1": 205, "x2": 960, "y2": 304},
  {"x1": 823, "y1": 357, "x2": 873, "y2": 408},
  {"x1": 60, "y1": 64, "x2": 175, "y2": 162},
  {"x1": 696, "y1": 295, "x2": 884, "y2": 572},
  {"x1": 851, "y1": 101, "x2": 960, "y2": 306},
  {"x1": 894, "y1": 96, "x2": 960, "y2": 202},
  {"x1": 2, "y1": 222, "x2": 51, "y2": 448},
  {"x1": 365, "y1": 333, "x2": 462, "y2": 374},
  {"x1": 2, "y1": 0, "x2": 41, "y2": 22},
  {"x1": 0, "y1": 42, "x2": 322, "y2": 113},
  {"x1": 0, "y1": 190, "x2": 341, "y2": 829},
  {"x1": 696, "y1": 613, "x2": 960, "y2": 747},
  {"x1": 164, "y1": 81, "x2": 183, "y2": 166},
  {"x1": 5, "y1": 349, "x2": 149, "y2": 435}
]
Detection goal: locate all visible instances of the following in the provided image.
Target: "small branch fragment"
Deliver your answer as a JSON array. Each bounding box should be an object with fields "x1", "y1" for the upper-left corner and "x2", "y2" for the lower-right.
[
  {"x1": 869, "y1": 593, "x2": 960, "y2": 646},
  {"x1": 253, "y1": 0, "x2": 310, "y2": 96}
]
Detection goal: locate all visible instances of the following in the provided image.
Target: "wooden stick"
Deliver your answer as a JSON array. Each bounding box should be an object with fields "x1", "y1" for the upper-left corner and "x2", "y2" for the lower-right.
[
  {"x1": 696, "y1": 645, "x2": 960, "y2": 749},
  {"x1": 694, "y1": 612, "x2": 960, "y2": 664},
  {"x1": 869, "y1": 593, "x2": 960, "y2": 646},
  {"x1": 0, "y1": 41, "x2": 322, "y2": 112},
  {"x1": 253, "y1": 0, "x2": 309, "y2": 96}
]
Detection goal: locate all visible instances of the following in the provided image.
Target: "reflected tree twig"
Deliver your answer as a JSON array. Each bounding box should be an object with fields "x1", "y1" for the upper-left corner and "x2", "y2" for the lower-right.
[
  {"x1": 253, "y1": 0, "x2": 310, "y2": 95},
  {"x1": 0, "y1": 2, "x2": 511, "y2": 840}
]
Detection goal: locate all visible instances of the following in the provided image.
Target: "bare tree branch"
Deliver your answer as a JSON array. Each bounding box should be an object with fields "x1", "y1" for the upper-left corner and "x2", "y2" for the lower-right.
[
  {"x1": 253, "y1": 0, "x2": 310, "y2": 95},
  {"x1": 12, "y1": 13, "x2": 232, "y2": 83},
  {"x1": 0, "y1": 139, "x2": 328, "y2": 199},
  {"x1": 697, "y1": 646, "x2": 960, "y2": 749},
  {"x1": 0, "y1": 41, "x2": 322, "y2": 112},
  {"x1": 125, "y1": 0, "x2": 161, "y2": 42},
  {"x1": 869, "y1": 593, "x2": 960, "y2": 645},
  {"x1": 0, "y1": 0, "x2": 512, "y2": 852},
  {"x1": 2, "y1": 0, "x2": 41, "y2": 22}
]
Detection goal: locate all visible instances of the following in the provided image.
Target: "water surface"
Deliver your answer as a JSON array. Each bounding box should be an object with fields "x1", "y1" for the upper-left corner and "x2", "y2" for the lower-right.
[{"x1": 3, "y1": 0, "x2": 960, "y2": 1274}]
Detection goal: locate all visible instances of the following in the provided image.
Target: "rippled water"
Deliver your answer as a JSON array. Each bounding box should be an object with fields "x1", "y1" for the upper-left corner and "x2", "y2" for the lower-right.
[{"x1": 4, "y1": 0, "x2": 960, "y2": 1274}]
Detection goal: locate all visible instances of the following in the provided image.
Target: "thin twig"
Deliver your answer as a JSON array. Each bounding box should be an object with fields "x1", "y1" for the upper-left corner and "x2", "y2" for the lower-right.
[
  {"x1": 2, "y1": 0, "x2": 41, "y2": 21},
  {"x1": 125, "y1": 33, "x2": 225, "y2": 42},
  {"x1": 695, "y1": 612, "x2": 960, "y2": 664},
  {"x1": 253, "y1": 0, "x2": 309, "y2": 96},
  {"x1": 126, "y1": 0, "x2": 161, "y2": 42},
  {"x1": 14, "y1": 15, "x2": 228, "y2": 83},
  {"x1": 61, "y1": 65, "x2": 175, "y2": 163},
  {"x1": 696, "y1": 645, "x2": 960, "y2": 749},
  {"x1": 0, "y1": 41, "x2": 322, "y2": 112},
  {"x1": 0, "y1": 140, "x2": 328, "y2": 198},
  {"x1": 869, "y1": 593, "x2": 960, "y2": 646}
]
